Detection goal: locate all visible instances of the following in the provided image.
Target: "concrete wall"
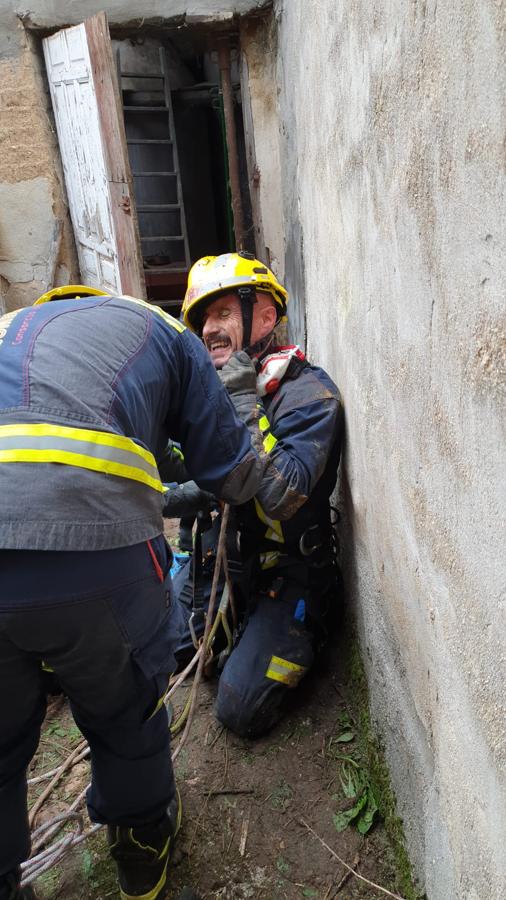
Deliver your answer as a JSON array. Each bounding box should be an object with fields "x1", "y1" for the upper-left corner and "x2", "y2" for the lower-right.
[
  {"x1": 270, "y1": 1, "x2": 505, "y2": 897},
  {"x1": 240, "y1": 15, "x2": 285, "y2": 278}
]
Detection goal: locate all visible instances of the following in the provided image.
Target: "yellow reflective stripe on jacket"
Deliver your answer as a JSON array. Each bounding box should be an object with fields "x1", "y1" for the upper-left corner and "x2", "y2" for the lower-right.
[
  {"x1": 263, "y1": 431, "x2": 277, "y2": 453},
  {"x1": 256, "y1": 405, "x2": 277, "y2": 453},
  {"x1": 0, "y1": 423, "x2": 163, "y2": 493},
  {"x1": 265, "y1": 654, "x2": 307, "y2": 686},
  {"x1": 254, "y1": 497, "x2": 284, "y2": 544},
  {"x1": 119, "y1": 294, "x2": 185, "y2": 333}
]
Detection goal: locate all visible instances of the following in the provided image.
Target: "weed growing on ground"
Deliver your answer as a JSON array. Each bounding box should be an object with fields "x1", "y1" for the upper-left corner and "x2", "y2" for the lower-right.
[
  {"x1": 345, "y1": 640, "x2": 425, "y2": 900},
  {"x1": 276, "y1": 855, "x2": 290, "y2": 875},
  {"x1": 270, "y1": 780, "x2": 294, "y2": 810},
  {"x1": 327, "y1": 713, "x2": 379, "y2": 835}
]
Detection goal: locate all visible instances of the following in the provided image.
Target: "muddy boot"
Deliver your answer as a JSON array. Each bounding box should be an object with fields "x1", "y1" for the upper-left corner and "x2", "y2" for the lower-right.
[
  {"x1": 0, "y1": 870, "x2": 37, "y2": 900},
  {"x1": 107, "y1": 792, "x2": 182, "y2": 900}
]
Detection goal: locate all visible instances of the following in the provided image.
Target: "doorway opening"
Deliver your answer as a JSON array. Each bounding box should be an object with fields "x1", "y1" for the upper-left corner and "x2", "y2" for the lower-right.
[{"x1": 112, "y1": 28, "x2": 254, "y2": 313}]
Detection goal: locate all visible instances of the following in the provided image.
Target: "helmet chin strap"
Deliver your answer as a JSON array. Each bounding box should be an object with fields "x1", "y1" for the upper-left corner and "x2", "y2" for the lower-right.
[
  {"x1": 237, "y1": 285, "x2": 256, "y2": 349},
  {"x1": 237, "y1": 285, "x2": 277, "y2": 361}
]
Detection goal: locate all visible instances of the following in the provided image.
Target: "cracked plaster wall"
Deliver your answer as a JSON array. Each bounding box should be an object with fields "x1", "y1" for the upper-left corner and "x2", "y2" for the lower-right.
[
  {"x1": 271, "y1": 0, "x2": 505, "y2": 897},
  {"x1": 240, "y1": 15, "x2": 284, "y2": 279}
]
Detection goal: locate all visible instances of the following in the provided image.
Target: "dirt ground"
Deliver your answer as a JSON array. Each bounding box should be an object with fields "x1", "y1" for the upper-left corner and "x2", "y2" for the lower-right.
[
  {"x1": 28, "y1": 643, "x2": 410, "y2": 900},
  {"x1": 28, "y1": 519, "x2": 412, "y2": 899}
]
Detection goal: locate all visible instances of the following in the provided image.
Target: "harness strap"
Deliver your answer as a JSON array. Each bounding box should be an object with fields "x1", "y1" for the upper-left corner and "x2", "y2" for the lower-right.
[{"x1": 189, "y1": 514, "x2": 210, "y2": 648}]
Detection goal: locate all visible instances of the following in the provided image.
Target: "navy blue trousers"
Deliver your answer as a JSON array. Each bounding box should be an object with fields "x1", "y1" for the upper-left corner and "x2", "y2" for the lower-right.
[
  {"x1": 0, "y1": 536, "x2": 182, "y2": 877},
  {"x1": 172, "y1": 555, "x2": 334, "y2": 738}
]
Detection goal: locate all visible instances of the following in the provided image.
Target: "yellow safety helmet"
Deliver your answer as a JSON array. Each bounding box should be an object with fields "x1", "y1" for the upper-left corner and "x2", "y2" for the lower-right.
[
  {"x1": 34, "y1": 284, "x2": 108, "y2": 305},
  {"x1": 182, "y1": 252, "x2": 288, "y2": 335}
]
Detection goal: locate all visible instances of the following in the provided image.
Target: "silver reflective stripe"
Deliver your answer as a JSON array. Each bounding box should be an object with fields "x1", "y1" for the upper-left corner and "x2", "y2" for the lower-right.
[
  {"x1": 0, "y1": 434, "x2": 157, "y2": 480},
  {"x1": 0, "y1": 424, "x2": 162, "y2": 492}
]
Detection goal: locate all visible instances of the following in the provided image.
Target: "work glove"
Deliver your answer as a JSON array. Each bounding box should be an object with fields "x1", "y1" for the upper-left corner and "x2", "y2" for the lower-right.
[
  {"x1": 157, "y1": 440, "x2": 189, "y2": 484},
  {"x1": 218, "y1": 351, "x2": 257, "y2": 397},
  {"x1": 218, "y1": 352, "x2": 270, "y2": 461},
  {"x1": 162, "y1": 481, "x2": 217, "y2": 519}
]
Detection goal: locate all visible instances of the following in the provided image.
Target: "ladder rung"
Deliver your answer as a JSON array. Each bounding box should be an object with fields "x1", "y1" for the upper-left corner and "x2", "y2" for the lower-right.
[
  {"x1": 121, "y1": 72, "x2": 164, "y2": 79},
  {"x1": 133, "y1": 171, "x2": 176, "y2": 177},
  {"x1": 144, "y1": 266, "x2": 188, "y2": 275},
  {"x1": 123, "y1": 106, "x2": 169, "y2": 112},
  {"x1": 137, "y1": 204, "x2": 181, "y2": 211},
  {"x1": 127, "y1": 139, "x2": 172, "y2": 145},
  {"x1": 141, "y1": 235, "x2": 184, "y2": 242}
]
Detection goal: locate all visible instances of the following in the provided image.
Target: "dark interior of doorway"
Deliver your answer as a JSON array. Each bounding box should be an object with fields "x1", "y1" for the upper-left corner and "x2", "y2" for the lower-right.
[{"x1": 113, "y1": 30, "x2": 254, "y2": 315}]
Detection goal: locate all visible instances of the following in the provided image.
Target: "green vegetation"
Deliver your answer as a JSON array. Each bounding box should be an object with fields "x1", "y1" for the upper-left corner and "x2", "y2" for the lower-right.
[
  {"x1": 326, "y1": 710, "x2": 379, "y2": 835},
  {"x1": 270, "y1": 780, "x2": 294, "y2": 810},
  {"x1": 36, "y1": 832, "x2": 116, "y2": 900},
  {"x1": 343, "y1": 639, "x2": 425, "y2": 900},
  {"x1": 275, "y1": 855, "x2": 290, "y2": 875}
]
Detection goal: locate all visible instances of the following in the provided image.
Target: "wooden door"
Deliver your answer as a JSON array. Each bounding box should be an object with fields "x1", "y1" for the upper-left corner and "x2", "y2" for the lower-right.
[{"x1": 43, "y1": 13, "x2": 145, "y2": 297}]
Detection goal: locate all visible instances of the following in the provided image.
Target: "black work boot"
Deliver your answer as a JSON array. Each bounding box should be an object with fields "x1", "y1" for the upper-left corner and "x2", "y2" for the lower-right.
[
  {"x1": 0, "y1": 870, "x2": 37, "y2": 900},
  {"x1": 107, "y1": 791, "x2": 182, "y2": 900}
]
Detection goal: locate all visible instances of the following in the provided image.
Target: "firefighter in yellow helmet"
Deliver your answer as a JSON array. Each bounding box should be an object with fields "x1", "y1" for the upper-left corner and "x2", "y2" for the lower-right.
[
  {"x1": 0, "y1": 279, "x2": 269, "y2": 900},
  {"x1": 164, "y1": 252, "x2": 344, "y2": 739},
  {"x1": 33, "y1": 285, "x2": 108, "y2": 304},
  {"x1": 181, "y1": 251, "x2": 288, "y2": 364}
]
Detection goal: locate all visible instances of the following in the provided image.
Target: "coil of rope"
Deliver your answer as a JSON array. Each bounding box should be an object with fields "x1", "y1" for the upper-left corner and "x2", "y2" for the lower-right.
[{"x1": 21, "y1": 506, "x2": 232, "y2": 887}]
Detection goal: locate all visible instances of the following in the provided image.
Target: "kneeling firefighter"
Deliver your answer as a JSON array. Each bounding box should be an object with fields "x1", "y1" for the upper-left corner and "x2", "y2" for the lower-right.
[
  {"x1": 0, "y1": 284, "x2": 271, "y2": 900},
  {"x1": 161, "y1": 253, "x2": 344, "y2": 738}
]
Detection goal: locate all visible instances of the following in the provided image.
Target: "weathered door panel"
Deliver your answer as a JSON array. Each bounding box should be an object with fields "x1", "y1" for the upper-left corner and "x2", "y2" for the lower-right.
[{"x1": 43, "y1": 13, "x2": 145, "y2": 297}]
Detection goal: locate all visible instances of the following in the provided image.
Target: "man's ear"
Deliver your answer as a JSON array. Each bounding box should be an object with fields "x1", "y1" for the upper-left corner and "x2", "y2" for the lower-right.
[{"x1": 261, "y1": 303, "x2": 278, "y2": 333}]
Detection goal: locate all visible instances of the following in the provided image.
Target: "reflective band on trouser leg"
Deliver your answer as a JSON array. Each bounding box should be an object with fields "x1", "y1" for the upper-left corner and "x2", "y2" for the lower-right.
[
  {"x1": 265, "y1": 655, "x2": 307, "y2": 687},
  {"x1": 0, "y1": 423, "x2": 163, "y2": 492}
]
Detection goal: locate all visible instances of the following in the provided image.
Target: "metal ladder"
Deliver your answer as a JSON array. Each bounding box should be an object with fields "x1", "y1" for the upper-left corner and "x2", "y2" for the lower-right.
[{"x1": 117, "y1": 47, "x2": 191, "y2": 274}]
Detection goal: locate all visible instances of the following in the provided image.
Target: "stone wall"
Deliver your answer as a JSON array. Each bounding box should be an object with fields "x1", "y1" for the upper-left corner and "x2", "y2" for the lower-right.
[
  {"x1": 270, "y1": 1, "x2": 505, "y2": 897},
  {"x1": 0, "y1": 26, "x2": 78, "y2": 311}
]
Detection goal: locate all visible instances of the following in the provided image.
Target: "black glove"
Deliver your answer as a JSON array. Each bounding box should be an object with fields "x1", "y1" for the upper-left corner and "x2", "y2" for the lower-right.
[
  {"x1": 162, "y1": 481, "x2": 217, "y2": 518},
  {"x1": 217, "y1": 351, "x2": 257, "y2": 397}
]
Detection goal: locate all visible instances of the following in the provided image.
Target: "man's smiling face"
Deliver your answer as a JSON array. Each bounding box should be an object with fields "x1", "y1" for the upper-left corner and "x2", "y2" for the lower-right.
[{"x1": 201, "y1": 293, "x2": 244, "y2": 369}]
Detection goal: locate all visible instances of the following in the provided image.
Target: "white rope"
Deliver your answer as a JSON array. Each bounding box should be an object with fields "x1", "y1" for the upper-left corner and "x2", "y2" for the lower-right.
[{"x1": 21, "y1": 644, "x2": 204, "y2": 886}]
